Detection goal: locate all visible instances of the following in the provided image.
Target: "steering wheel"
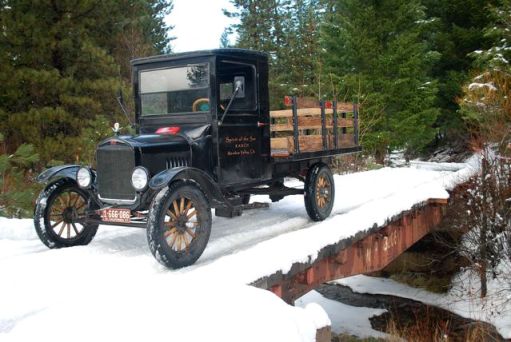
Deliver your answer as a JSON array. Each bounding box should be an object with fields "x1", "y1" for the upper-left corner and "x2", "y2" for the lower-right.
[{"x1": 192, "y1": 98, "x2": 210, "y2": 112}]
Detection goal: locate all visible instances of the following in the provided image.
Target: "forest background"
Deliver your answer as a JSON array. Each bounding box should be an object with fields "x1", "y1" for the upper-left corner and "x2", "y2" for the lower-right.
[{"x1": 0, "y1": 0, "x2": 510, "y2": 216}]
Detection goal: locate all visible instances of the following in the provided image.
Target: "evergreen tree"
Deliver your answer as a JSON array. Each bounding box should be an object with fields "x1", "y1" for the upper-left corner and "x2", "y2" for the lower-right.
[
  {"x1": 322, "y1": 0, "x2": 440, "y2": 157},
  {"x1": 460, "y1": 0, "x2": 511, "y2": 144},
  {"x1": 422, "y1": 0, "x2": 500, "y2": 141},
  {"x1": 224, "y1": 0, "x2": 324, "y2": 108},
  {"x1": 278, "y1": 0, "x2": 322, "y2": 97},
  {"x1": 0, "y1": 0, "x2": 173, "y2": 165},
  {"x1": 220, "y1": 30, "x2": 231, "y2": 48},
  {"x1": 111, "y1": 0, "x2": 174, "y2": 81}
]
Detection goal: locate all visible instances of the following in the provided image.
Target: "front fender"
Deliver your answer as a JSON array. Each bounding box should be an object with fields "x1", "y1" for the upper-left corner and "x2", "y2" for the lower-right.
[
  {"x1": 149, "y1": 167, "x2": 227, "y2": 208},
  {"x1": 36, "y1": 165, "x2": 81, "y2": 184}
]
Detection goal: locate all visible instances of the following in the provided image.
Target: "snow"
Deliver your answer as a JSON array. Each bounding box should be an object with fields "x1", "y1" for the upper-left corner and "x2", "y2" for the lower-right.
[
  {"x1": 468, "y1": 82, "x2": 497, "y2": 91},
  {"x1": 0, "y1": 158, "x2": 479, "y2": 340},
  {"x1": 336, "y1": 272, "x2": 511, "y2": 339},
  {"x1": 296, "y1": 290, "x2": 388, "y2": 339}
]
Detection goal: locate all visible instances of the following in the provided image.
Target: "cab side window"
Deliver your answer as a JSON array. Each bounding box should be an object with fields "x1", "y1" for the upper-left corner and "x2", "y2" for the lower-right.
[{"x1": 217, "y1": 60, "x2": 256, "y2": 112}]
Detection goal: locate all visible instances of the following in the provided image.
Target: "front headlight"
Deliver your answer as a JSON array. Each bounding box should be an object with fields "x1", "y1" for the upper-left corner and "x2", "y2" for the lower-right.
[
  {"x1": 76, "y1": 167, "x2": 92, "y2": 188},
  {"x1": 131, "y1": 167, "x2": 149, "y2": 191}
]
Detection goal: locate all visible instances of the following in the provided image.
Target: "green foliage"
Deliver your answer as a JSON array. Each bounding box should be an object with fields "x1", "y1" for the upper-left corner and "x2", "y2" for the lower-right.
[
  {"x1": 322, "y1": 0, "x2": 441, "y2": 155},
  {"x1": 459, "y1": 0, "x2": 511, "y2": 146},
  {"x1": 225, "y1": 0, "x2": 323, "y2": 109},
  {"x1": 80, "y1": 115, "x2": 118, "y2": 166},
  {"x1": 422, "y1": 0, "x2": 500, "y2": 140},
  {"x1": 220, "y1": 30, "x2": 231, "y2": 48},
  {"x1": 0, "y1": 0, "x2": 173, "y2": 216},
  {"x1": 0, "y1": 0, "x2": 173, "y2": 165},
  {"x1": 0, "y1": 134, "x2": 41, "y2": 218},
  {"x1": 470, "y1": 0, "x2": 511, "y2": 70}
]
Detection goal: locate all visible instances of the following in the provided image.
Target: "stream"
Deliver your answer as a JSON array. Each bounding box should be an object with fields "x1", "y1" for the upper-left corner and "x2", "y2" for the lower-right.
[{"x1": 316, "y1": 283, "x2": 506, "y2": 341}]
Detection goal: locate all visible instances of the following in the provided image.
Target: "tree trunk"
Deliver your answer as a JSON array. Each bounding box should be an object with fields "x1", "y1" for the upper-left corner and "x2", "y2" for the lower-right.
[{"x1": 480, "y1": 156, "x2": 489, "y2": 298}]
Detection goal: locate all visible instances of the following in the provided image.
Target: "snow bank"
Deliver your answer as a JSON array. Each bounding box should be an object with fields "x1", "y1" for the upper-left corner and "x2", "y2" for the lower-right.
[
  {"x1": 0, "y1": 217, "x2": 37, "y2": 240},
  {"x1": 2, "y1": 282, "x2": 326, "y2": 342},
  {"x1": 296, "y1": 290, "x2": 388, "y2": 339}
]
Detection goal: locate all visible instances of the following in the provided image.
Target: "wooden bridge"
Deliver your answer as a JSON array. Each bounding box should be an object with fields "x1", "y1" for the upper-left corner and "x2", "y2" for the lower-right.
[{"x1": 252, "y1": 194, "x2": 451, "y2": 304}]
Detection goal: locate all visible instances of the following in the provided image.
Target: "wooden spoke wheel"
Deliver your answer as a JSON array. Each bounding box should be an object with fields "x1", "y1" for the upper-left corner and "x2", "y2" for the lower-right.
[
  {"x1": 315, "y1": 175, "x2": 331, "y2": 209},
  {"x1": 34, "y1": 180, "x2": 98, "y2": 248},
  {"x1": 163, "y1": 196, "x2": 200, "y2": 253},
  {"x1": 304, "y1": 163, "x2": 335, "y2": 221},
  {"x1": 147, "y1": 182, "x2": 211, "y2": 269}
]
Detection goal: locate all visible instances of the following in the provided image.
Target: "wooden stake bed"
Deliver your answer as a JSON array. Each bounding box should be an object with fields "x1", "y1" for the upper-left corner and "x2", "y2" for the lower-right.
[{"x1": 270, "y1": 97, "x2": 359, "y2": 159}]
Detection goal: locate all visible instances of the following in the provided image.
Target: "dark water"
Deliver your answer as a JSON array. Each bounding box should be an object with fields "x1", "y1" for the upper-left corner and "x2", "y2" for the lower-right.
[{"x1": 316, "y1": 283, "x2": 506, "y2": 341}]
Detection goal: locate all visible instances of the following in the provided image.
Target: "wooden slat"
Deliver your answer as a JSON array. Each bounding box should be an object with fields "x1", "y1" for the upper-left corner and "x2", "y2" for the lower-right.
[
  {"x1": 339, "y1": 134, "x2": 355, "y2": 147},
  {"x1": 270, "y1": 137, "x2": 289, "y2": 150},
  {"x1": 285, "y1": 97, "x2": 355, "y2": 111},
  {"x1": 270, "y1": 104, "x2": 354, "y2": 118},
  {"x1": 298, "y1": 135, "x2": 323, "y2": 152},
  {"x1": 272, "y1": 133, "x2": 356, "y2": 156},
  {"x1": 271, "y1": 150, "x2": 290, "y2": 158},
  {"x1": 271, "y1": 118, "x2": 353, "y2": 132}
]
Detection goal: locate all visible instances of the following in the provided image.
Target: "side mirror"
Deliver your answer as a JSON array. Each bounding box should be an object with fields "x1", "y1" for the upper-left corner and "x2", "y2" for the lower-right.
[{"x1": 234, "y1": 76, "x2": 245, "y2": 98}]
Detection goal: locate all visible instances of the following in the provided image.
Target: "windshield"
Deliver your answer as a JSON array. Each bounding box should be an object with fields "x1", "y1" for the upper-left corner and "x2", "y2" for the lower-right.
[{"x1": 139, "y1": 64, "x2": 209, "y2": 116}]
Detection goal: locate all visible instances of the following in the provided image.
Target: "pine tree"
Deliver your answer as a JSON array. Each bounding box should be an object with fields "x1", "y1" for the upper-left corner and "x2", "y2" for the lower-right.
[
  {"x1": 322, "y1": 0, "x2": 440, "y2": 157},
  {"x1": 111, "y1": 0, "x2": 174, "y2": 81},
  {"x1": 220, "y1": 30, "x2": 231, "y2": 48},
  {"x1": 224, "y1": 0, "x2": 324, "y2": 108},
  {"x1": 422, "y1": 0, "x2": 501, "y2": 141},
  {"x1": 460, "y1": 0, "x2": 511, "y2": 145},
  {"x1": 0, "y1": 0, "x2": 173, "y2": 165}
]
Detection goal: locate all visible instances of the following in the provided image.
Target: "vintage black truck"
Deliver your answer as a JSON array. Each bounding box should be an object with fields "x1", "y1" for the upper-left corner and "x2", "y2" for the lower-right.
[{"x1": 33, "y1": 49, "x2": 361, "y2": 268}]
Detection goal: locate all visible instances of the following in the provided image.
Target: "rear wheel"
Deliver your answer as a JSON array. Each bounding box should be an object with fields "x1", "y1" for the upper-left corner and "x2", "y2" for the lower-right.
[
  {"x1": 147, "y1": 181, "x2": 212, "y2": 269},
  {"x1": 34, "y1": 180, "x2": 98, "y2": 248},
  {"x1": 304, "y1": 164, "x2": 335, "y2": 221}
]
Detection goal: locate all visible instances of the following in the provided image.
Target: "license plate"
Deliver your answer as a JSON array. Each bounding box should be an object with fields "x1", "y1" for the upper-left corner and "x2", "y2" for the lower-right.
[{"x1": 100, "y1": 208, "x2": 131, "y2": 223}]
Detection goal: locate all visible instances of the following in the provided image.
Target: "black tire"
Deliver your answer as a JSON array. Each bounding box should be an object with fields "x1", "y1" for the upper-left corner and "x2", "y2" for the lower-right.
[
  {"x1": 304, "y1": 163, "x2": 335, "y2": 221},
  {"x1": 147, "y1": 181, "x2": 212, "y2": 269},
  {"x1": 34, "y1": 179, "x2": 99, "y2": 248}
]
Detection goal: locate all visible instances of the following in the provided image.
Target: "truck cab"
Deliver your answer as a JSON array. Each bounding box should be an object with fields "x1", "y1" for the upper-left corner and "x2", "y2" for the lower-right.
[{"x1": 132, "y1": 49, "x2": 272, "y2": 189}]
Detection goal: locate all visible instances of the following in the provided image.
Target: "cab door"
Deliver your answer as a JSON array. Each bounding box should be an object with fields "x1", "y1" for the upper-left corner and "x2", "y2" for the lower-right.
[{"x1": 216, "y1": 59, "x2": 268, "y2": 186}]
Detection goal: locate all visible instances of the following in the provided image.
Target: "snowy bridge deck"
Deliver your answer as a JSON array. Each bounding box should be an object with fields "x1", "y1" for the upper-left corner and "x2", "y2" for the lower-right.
[{"x1": 0, "y1": 159, "x2": 478, "y2": 341}]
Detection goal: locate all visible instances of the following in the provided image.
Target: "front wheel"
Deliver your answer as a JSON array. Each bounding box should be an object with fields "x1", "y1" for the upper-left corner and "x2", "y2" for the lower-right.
[
  {"x1": 34, "y1": 179, "x2": 98, "y2": 248},
  {"x1": 147, "y1": 181, "x2": 212, "y2": 269},
  {"x1": 304, "y1": 164, "x2": 335, "y2": 221}
]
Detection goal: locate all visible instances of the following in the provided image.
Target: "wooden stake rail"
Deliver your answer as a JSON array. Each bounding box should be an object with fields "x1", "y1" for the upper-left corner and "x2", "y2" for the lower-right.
[{"x1": 269, "y1": 96, "x2": 359, "y2": 157}]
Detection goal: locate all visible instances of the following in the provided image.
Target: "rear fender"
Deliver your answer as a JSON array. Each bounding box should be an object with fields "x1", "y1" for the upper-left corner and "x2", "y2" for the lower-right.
[
  {"x1": 149, "y1": 167, "x2": 228, "y2": 208},
  {"x1": 36, "y1": 165, "x2": 81, "y2": 184}
]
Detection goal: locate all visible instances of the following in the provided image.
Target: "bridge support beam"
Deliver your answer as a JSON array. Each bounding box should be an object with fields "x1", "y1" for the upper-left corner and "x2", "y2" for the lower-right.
[{"x1": 259, "y1": 198, "x2": 448, "y2": 304}]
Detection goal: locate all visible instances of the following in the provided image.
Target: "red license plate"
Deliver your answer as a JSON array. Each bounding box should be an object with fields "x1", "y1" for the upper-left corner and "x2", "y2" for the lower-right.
[{"x1": 100, "y1": 208, "x2": 131, "y2": 224}]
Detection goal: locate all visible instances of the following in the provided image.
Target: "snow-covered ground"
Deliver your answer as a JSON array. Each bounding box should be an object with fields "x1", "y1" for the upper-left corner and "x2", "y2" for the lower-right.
[{"x1": 0, "y1": 159, "x2": 479, "y2": 341}]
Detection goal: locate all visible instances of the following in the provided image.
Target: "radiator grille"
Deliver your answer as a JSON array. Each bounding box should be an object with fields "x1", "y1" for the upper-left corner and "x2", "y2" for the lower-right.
[{"x1": 96, "y1": 144, "x2": 136, "y2": 201}]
